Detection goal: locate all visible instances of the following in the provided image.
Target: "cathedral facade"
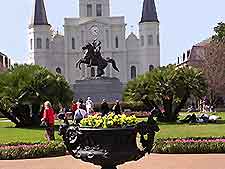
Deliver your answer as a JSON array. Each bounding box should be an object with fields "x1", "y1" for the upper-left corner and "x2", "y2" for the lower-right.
[{"x1": 28, "y1": 0, "x2": 160, "y2": 85}]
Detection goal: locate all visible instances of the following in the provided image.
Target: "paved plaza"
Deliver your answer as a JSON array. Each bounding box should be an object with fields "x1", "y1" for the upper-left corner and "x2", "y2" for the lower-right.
[{"x1": 1, "y1": 154, "x2": 225, "y2": 169}]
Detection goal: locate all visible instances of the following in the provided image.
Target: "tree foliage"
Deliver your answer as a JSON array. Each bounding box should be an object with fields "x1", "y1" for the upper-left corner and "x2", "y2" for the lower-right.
[
  {"x1": 0, "y1": 64, "x2": 74, "y2": 127},
  {"x1": 124, "y1": 65, "x2": 207, "y2": 122}
]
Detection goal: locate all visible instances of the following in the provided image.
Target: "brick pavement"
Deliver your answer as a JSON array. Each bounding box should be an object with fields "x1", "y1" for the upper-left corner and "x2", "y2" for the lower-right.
[{"x1": 1, "y1": 154, "x2": 225, "y2": 169}]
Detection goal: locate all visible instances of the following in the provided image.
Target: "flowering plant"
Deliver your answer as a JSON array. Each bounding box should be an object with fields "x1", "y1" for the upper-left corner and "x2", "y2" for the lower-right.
[
  {"x1": 80, "y1": 113, "x2": 138, "y2": 128},
  {"x1": 165, "y1": 138, "x2": 225, "y2": 143}
]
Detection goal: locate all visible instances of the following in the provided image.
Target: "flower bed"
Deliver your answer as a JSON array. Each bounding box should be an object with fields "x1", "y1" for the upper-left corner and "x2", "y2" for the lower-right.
[
  {"x1": 153, "y1": 137, "x2": 225, "y2": 154},
  {"x1": 0, "y1": 142, "x2": 66, "y2": 160},
  {"x1": 80, "y1": 113, "x2": 138, "y2": 128},
  {"x1": 2, "y1": 137, "x2": 225, "y2": 159}
]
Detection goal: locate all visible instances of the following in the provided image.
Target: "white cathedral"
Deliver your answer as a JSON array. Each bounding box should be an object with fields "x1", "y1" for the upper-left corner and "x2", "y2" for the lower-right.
[{"x1": 28, "y1": 0, "x2": 160, "y2": 85}]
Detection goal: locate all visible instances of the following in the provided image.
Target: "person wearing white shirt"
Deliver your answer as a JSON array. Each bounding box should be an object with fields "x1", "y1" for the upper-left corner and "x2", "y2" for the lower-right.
[
  {"x1": 74, "y1": 103, "x2": 88, "y2": 124},
  {"x1": 86, "y1": 97, "x2": 94, "y2": 114}
]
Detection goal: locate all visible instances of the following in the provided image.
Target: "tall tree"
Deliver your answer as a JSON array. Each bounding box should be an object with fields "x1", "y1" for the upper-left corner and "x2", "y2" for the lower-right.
[
  {"x1": 0, "y1": 64, "x2": 74, "y2": 127},
  {"x1": 200, "y1": 22, "x2": 225, "y2": 106}
]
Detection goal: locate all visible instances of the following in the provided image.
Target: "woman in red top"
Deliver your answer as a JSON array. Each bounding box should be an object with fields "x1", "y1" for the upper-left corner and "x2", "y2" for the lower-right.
[{"x1": 41, "y1": 101, "x2": 55, "y2": 141}]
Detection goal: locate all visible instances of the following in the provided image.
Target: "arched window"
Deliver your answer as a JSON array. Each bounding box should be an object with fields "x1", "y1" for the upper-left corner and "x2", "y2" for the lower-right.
[
  {"x1": 87, "y1": 4, "x2": 92, "y2": 17},
  {"x1": 148, "y1": 35, "x2": 153, "y2": 46},
  {"x1": 106, "y1": 30, "x2": 109, "y2": 48},
  {"x1": 30, "y1": 39, "x2": 33, "y2": 50},
  {"x1": 115, "y1": 36, "x2": 119, "y2": 48},
  {"x1": 81, "y1": 31, "x2": 84, "y2": 45},
  {"x1": 96, "y1": 4, "x2": 102, "y2": 16},
  {"x1": 131, "y1": 66, "x2": 137, "y2": 79},
  {"x1": 37, "y1": 38, "x2": 42, "y2": 49},
  {"x1": 157, "y1": 34, "x2": 160, "y2": 46},
  {"x1": 149, "y1": 65, "x2": 154, "y2": 71},
  {"x1": 140, "y1": 35, "x2": 144, "y2": 47},
  {"x1": 46, "y1": 38, "x2": 49, "y2": 49},
  {"x1": 56, "y1": 67, "x2": 62, "y2": 74},
  {"x1": 72, "y1": 38, "x2": 75, "y2": 49},
  {"x1": 91, "y1": 67, "x2": 95, "y2": 77}
]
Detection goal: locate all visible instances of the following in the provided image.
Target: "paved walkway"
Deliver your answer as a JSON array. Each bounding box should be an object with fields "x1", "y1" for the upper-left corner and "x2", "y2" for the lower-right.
[{"x1": 1, "y1": 154, "x2": 225, "y2": 169}]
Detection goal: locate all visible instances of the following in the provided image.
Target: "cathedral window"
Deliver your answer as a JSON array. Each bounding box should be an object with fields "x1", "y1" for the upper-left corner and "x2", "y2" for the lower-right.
[
  {"x1": 149, "y1": 65, "x2": 154, "y2": 71},
  {"x1": 87, "y1": 4, "x2": 92, "y2": 17},
  {"x1": 5, "y1": 57, "x2": 8, "y2": 68},
  {"x1": 37, "y1": 38, "x2": 42, "y2": 49},
  {"x1": 56, "y1": 67, "x2": 62, "y2": 74},
  {"x1": 140, "y1": 35, "x2": 144, "y2": 47},
  {"x1": 96, "y1": 4, "x2": 102, "y2": 16},
  {"x1": 106, "y1": 30, "x2": 109, "y2": 48},
  {"x1": 131, "y1": 66, "x2": 137, "y2": 79},
  {"x1": 72, "y1": 38, "x2": 75, "y2": 49},
  {"x1": 30, "y1": 39, "x2": 33, "y2": 50},
  {"x1": 148, "y1": 35, "x2": 153, "y2": 46},
  {"x1": 115, "y1": 36, "x2": 119, "y2": 48},
  {"x1": 91, "y1": 67, "x2": 95, "y2": 77},
  {"x1": 157, "y1": 34, "x2": 160, "y2": 46},
  {"x1": 81, "y1": 31, "x2": 84, "y2": 45},
  {"x1": 46, "y1": 38, "x2": 49, "y2": 49}
]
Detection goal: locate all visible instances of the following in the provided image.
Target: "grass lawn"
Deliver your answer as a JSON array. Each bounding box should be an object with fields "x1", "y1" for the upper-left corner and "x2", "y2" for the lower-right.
[
  {"x1": 1, "y1": 112, "x2": 225, "y2": 144},
  {"x1": 156, "y1": 123, "x2": 225, "y2": 138},
  {"x1": 0, "y1": 122, "x2": 62, "y2": 144}
]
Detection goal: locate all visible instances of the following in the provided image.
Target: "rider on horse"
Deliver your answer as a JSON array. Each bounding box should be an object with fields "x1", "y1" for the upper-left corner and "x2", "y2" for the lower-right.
[{"x1": 84, "y1": 39, "x2": 101, "y2": 67}]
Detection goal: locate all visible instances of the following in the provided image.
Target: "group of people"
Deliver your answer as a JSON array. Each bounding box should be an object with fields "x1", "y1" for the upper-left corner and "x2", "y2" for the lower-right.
[
  {"x1": 40, "y1": 97, "x2": 122, "y2": 142},
  {"x1": 100, "y1": 99, "x2": 121, "y2": 116}
]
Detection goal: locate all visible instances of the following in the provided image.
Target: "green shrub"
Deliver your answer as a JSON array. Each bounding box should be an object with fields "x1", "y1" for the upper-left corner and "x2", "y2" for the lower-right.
[
  {"x1": 0, "y1": 142, "x2": 66, "y2": 160},
  {"x1": 93, "y1": 102, "x2": 149, "y2": 112}
]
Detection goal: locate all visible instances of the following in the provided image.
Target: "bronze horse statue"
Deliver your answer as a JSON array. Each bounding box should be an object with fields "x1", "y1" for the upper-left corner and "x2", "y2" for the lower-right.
[{"x1": 76, "y1": 42, "x2": 119, "y2": 77}]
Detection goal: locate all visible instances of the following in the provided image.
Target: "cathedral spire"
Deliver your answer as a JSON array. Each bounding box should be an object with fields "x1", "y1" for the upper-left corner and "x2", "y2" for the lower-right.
[
  {"x1": 30, "y1": 0, "x2": 49, "y2": 26},
  {"x1": 140, "y1": 0, "x2": 159, "y2": 23}
]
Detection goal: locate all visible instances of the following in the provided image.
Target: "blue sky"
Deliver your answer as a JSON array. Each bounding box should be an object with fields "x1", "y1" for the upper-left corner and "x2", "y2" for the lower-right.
[{"x1": 0, "y1": 0, "x2": 224, "y2": 65}]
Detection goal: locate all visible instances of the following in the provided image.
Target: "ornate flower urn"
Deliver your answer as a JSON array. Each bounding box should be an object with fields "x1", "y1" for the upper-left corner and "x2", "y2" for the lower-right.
[{"x1": 59, "y1": 114, "x2": 159, "y2": 169}]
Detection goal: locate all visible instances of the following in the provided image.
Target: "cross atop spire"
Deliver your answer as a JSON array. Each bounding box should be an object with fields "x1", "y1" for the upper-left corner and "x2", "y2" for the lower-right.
[
  {"x1": 30, "y1": 0, "x2": 49, "y2": 26},
  {"x1": 140, "y1": 0, "x2": 159, "y2": 23}
]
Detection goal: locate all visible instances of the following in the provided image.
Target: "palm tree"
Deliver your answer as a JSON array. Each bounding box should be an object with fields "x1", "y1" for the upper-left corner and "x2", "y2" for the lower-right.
[{"x1": 124, "y1": 65, "x2": 207, "y2": 122}]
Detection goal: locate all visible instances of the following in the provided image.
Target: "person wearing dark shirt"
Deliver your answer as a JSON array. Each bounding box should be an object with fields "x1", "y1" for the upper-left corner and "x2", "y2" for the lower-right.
[
  {"x1": 100, "y1": 99, "x2": 109, "y2": 116},
  {"x1": 113, "y1": 100, "x2": 121, "y2": 115}
]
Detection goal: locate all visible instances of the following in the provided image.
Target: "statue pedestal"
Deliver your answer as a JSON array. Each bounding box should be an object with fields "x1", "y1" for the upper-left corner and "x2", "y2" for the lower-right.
[{"x1": 73, "y1": 77, "x2": 123, "y2": 103}]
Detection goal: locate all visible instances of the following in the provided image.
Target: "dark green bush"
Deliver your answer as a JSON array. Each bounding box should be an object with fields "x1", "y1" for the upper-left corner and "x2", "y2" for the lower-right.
[
  {"x1": 93, "y1": 102, "x2": 149, "y2": 112},
  {"x1": 0, "y1": 142, "x2": 66, "y2": 160}
]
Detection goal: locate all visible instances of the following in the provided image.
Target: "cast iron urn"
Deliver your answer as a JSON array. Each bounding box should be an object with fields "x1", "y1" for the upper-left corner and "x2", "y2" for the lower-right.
[{"x1": 59, "y1": 113, "x2": 159, "y2": 169}]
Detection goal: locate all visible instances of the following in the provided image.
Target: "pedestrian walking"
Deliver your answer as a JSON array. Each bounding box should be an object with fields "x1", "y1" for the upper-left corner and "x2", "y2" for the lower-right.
[{"x1": 41, "y1": 101, "x2": 55, "y2": 141}]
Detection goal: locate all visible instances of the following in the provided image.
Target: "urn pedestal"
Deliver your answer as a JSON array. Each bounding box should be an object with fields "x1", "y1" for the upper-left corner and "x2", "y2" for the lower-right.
[{"x1": 59, "y1": 115, "x2": 159, "y2": 169}]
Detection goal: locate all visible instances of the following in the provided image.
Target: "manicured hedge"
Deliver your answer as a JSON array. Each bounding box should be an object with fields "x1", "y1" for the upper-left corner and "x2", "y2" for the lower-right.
[
  {"x1": 93, "y1": 102, "x2": 149, "y2": 112},
  {"x1": 0, "y1": 142, "x2": 66, "y2": 160},
  {"x1": 2, "y1": 137, "x2": 225, "y2": 160},
  {"x1": 153, "y1": 137, "x2": 225, "y2": 154}
]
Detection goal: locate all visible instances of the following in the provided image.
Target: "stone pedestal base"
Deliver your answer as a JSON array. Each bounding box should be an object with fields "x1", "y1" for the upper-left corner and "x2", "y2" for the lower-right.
[{"x1": 73, "y1": 77, "x2": 123, "y2": 103}]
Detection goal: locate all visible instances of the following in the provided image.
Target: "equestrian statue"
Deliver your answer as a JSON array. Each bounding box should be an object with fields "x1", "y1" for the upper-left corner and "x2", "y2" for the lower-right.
[{"x1": 76, "y1": 40, "x2": 119, "y2": 77}]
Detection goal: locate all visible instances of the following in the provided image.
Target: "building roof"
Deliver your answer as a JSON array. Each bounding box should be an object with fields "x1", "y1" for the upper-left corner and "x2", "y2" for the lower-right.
[
  {"x1": 194, "y1": 38, "x2": 211, "y2": 47},
  {"x1": 140, "y1": 0, "x2": 159, "y2": 23},
  {"x1": 30, "y1": 0, "x2": 49, "y2": 26},
  {"x1": 0, "y1": 52, "x2": 7, "y2": 57}
]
